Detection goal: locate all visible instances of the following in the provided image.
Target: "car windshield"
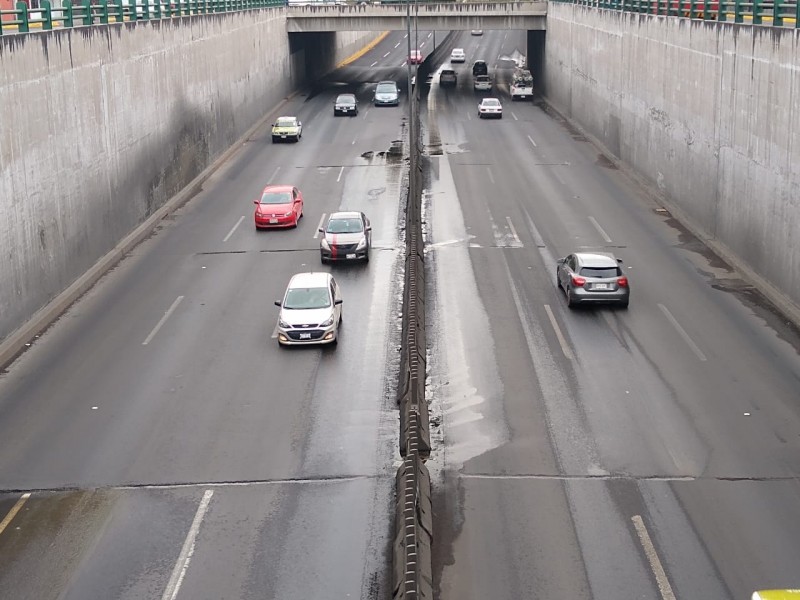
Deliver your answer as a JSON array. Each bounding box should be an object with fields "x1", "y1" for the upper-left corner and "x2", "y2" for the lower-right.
[
  {"x1": 260, "y1": 191, "x2": 291, "y2": 204},
  {"x1": 376, "y1": 84, "x2": 396, "y2": 94},
  {"x1": 337, "y1": 95, "x2": 355, "y2": 104},
  {"x1": 284, "y1": 287, "x2": 331, "y2": 310},
  {"x1": 276, "y1": 118, "x2": 296, "y2": 127},
  {"x1": 579, "y1": 266, "x2": 620, "y2": 278},
  {"x1": 483, "y1": 99, "x2": 500, "y2": 107},
  {"x1": 327, "y1": 218, "x2": 363, "y2": 234}
]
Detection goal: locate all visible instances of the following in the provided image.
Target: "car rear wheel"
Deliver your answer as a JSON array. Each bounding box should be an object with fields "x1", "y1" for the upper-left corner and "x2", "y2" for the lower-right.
[{"x1": 619, "y1": 300, "x2": 629, "y2": 309}]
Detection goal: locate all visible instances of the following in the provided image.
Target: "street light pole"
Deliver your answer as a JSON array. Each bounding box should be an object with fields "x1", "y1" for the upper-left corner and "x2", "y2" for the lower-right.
[{"x1": 405, "y1": 0, "x2": 414, "y2": 175}]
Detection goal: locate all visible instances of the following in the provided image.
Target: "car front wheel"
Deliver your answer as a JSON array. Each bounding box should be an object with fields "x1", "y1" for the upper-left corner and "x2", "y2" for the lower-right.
[{"x1": 566, "y1": 287, "x2": 578, "y2": 308}]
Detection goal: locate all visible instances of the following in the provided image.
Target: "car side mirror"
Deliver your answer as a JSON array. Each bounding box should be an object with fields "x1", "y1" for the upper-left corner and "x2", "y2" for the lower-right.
[
  {"x1": 318, "y1": 227, "x2": 325, "y2": 233},
  {"x1": 334, "y1": 299, "x2": 343, "y2": 305},
  {"x1": 617, "y1": 258, "x2": 624, "y2": 264},
  {"x1": 274, "y1": 301, "x2": 281, "y2": 307},
  {"x1": 556, "y1": 258, "x2": 566, "y2": 265},
  {"x1": 253, "y1": 200, "x2": 260, "y2": 205},
  {"x1": 365, "y1": 225, "x2": 372, "y2": 232}
]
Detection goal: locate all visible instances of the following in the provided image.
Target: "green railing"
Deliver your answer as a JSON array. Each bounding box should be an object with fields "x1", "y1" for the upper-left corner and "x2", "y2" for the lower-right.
[
  {"x1": 0, "y1": 0, "x2": 285, "y2": 34},
  {"x1": 554, "y1": 0, "x2": 799, "y2": 25}
]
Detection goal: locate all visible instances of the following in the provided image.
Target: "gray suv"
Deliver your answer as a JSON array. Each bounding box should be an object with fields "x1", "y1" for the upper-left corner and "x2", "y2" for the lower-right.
[
  {"x1": 556, "y1": 252, "x2": 629, "y2": 308},
  {"x1": 373, "y1": 81, "x2": 399, "y2": 106}
]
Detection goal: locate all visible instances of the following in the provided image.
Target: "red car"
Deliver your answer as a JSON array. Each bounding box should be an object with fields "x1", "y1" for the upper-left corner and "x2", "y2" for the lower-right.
[
  {"x1": 408, "y1": 50, "x2": 423, "y2": 65},
  {"x1": 253, "y1": 185, "x2": 304, "y2": 229}
]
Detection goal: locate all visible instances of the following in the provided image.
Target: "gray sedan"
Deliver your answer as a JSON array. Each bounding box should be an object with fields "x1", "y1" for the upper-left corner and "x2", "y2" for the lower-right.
[{"x1": 556, "y1": 252, "x2": 630, "y2": 308}]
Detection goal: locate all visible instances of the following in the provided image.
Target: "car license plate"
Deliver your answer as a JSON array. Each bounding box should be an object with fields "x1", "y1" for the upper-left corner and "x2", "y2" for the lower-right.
[
  {"x1": 594, "y1": 283, "x2": 609, "y2": 290},
  {"x1": 281, "y1": 135, "x2": 287, "y2": 138},
  {"x1": 270, "y1": 218, "x2": 278, "y2": 224},
  {"x1": 299, "y1": 333, "x2": 311, "y2": 339},
  {"x1": 346, "y1": 253, "x2": 357, "y2": 259}
]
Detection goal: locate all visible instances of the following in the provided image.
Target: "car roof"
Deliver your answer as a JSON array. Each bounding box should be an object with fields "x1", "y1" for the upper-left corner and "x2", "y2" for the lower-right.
[
  {"x1": 473, "y1": 59, "x2": 487, "y2": 64},
  {"x1": 329, "y1": 211, "x2": 362, "y2": 220},
  {"x1": 262, "y1": 184, "x2": 293, "y2": 193},
  {"x1": 574, "y1": 252, "x2": 619, "y2": 267},
  {"x1": 288, "y1": 272, "x2": 332, "y2": 289},
  {"x1": 377, "y1": 80, "x2": 397, "y2": 86},
  {"x1": 481, "y1": 98, "x2": 500, "y2": 103}
]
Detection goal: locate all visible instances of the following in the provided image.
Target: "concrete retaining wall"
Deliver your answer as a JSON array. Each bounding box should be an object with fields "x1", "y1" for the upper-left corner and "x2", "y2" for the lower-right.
[
  {"x1": 544, "y1": 5, "x2": 800, "y2": 314},
  {"x1": 0, "y1": 15, "x2": 377, "y2": 345}
]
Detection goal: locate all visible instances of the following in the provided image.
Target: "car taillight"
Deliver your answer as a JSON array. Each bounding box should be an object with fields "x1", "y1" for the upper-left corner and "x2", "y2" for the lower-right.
[
  {"x1": 618, "y1": 276, "x2": 628, "y2": 287},
  {"x1": 571, "y1": 275, "x2": 586, "y2": 287}
]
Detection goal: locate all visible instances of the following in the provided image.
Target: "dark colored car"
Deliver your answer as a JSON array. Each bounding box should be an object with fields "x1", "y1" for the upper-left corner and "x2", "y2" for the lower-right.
[
  {"x1": 472, "y1": 60, "x2": 488, "y2": 77},
  {"x1": 440, "y1": 69, "x2": 457, "y2": 87},
  {"x1": 334, "y1": 93, "x2": 358, "y2": 116},
  {"x1": 556, "y1": 252, "x2": 630, "y2": 308},
  {"x1": 319, "y1": 211, "x2": 372, "y2": 263}
]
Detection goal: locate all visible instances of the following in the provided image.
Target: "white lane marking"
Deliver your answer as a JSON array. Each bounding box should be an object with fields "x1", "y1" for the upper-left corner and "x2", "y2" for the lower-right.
[
  {"x1": 0, "y1": 493, "x2": 31, "y2": 535},
  {"x1": 314, "y1": 213, "x2": 327, "y2": 239},
  {"x1": 383, "y1": 51, "x2": 390, "y2": 58},
  {"x1": 337, "y1": 166, "x2": 344, "y2": 182},
  {"x1": 223, "y1": 216, "x2": 245, "y2": 243},
  {"x1": 143, "y1": 296, "x2": 184, "y2": 346},
  {"x1": 352, "y1": 138, "x2": 357, "y2": 145},
  {"x1": 506, "y1": 217, "x2": 522, "y2": 247},
  {"x1": 467, "y1": 111, "x2": 472, "y2": 121},
  {"x1": 527, "y1": 135, "x2": 538, "y2": 148},
  {"x1": 420, "y1": 41, "x2": 425, "y2": 47},
  {"x1": 658, "y1": 304, "x2": 707, "y2": 361},
  {"x1": 511, "y1": 112, "x2": 519, "y2": 121},
  {"x1": 544, "y1": 304, "x2": 574, "y2": 360},
  {"x1": 267, "y1": 167, "x2": 281, "y2": 184},
  {"x1": 363, "y1": 109, "x2": 370, "y2": 120},
  {"x1": 161, "y1": 490, "x2": 214, "y2": 600},
  {"x1": 271, "y1": 322, "x2": 279, "y2": 339},
  {"x1": 401, "y1": 61, "x2": 407, "y2": 67},
  {"x1": 404, "y1": 33, "x2": 408, "y2": 38},
  {"x1": 487, "y1": 167, "x2": 495, "y2": 184},
  {"x1": 427, "y1": 32, "x2": 431, "y2": 38},
  {"x1": 632, "y1": 515, "x2": 677, "y2": 600},
  {"x1": 394, "y1": 42, "x2": 400, "y2": 48},
  {"x1": 370, "y1": 61, "x2": 378, "y2": 67},
  {"x1": 588, "y1": 216, "x2": 613, "y2": 243}
]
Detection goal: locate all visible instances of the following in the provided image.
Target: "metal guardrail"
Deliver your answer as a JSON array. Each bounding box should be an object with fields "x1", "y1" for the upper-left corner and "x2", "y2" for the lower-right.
[
  {"x1": 554, "y1": 0, "x2": 799, "y2": 26},
  {"x1": 0, "y1": 0, "x2": 284, "y2": 34}
]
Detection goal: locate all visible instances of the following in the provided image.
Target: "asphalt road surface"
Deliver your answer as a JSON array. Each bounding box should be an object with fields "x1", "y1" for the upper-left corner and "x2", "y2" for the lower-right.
[
  {"x1": 423, "y1": 30, "x2": 800, "y2": 600},
  {"x1": 0, "y1": 31, "x2": 428, "y2": 600}
]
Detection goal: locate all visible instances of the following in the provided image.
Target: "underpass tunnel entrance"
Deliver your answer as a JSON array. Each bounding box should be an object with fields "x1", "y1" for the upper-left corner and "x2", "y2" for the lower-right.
[{"x1": 527, "y1": 29, "x2": 546, "y2": 95}]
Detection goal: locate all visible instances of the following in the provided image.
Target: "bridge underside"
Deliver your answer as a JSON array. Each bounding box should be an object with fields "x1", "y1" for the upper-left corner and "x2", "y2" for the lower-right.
[{"x1": 286, "y1": 2, "x2": 547, "y2": 32}]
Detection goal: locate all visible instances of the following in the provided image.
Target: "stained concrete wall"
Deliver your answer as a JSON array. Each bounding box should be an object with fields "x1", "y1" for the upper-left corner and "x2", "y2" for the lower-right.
[
  {"x1": 0, "y1": 15, "x2": 377, "y2": 345},
  {"x1": 544, "y1": 4, "x2": 800, "y2": 315}
]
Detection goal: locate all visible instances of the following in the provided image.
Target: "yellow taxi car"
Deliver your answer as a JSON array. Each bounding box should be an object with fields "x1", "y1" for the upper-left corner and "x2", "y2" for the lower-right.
[
  {"x1": 271, "y1": 116, "x2": 302, "y2": 143},
  {"x1": 753, "y1": 591, "x2": 800, "y2": 599}
]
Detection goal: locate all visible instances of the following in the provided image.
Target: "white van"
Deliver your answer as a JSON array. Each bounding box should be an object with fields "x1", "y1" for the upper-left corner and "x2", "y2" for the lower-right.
[{"x1": 510, "y1": 68, "x2": 533, "y2": 101}]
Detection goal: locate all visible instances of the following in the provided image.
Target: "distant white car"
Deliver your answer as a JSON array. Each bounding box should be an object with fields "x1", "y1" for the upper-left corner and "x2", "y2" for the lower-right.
[
  {"x1": 450, "y1": 48, "x2": 466, "y2": 63},
  {"x1": 473, "y1": 75, "x2": 492, "y2": 91},
  {"x1": 478, "y1": 97, "x2": 502, "y2": 119},
  {"x1": 471, "y1": 29, "x2": 483, "y2": 35}
]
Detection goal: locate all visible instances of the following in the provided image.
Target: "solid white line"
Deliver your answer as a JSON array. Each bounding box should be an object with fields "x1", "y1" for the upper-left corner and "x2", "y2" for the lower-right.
[
  {"x1": 370, "y1": 61, "x2": 378, "y2": 67},
  {"x1": 266, "y1": 167, "x2": 281, "y2": 184},
  {"x1": 632, "y1": 515, "x2": 677, "y2": 600},
  {"x1": 383, "y1": 51, "x2": 390, "y2": 58},
  {"x1": 0, "y1": 493, "x2": 31, "y2": 535},
  {"x1": 394, "y1": 42, "x2": 400, "y2": 48},
  {"x1": 337, "y1": 166, "x2": 344, "y2": 182},
  {"x1": 658, "y1": 304, "x2": 707, "y2": 361},
  {"x1": 487, "y1": 167, "x2": 495, "y2": 184},
  {"x1": 161, "y1": 490, "x2": 214, "y2": 600},
  {"x1": 588, "y1": 216, "x2": 613, "y2": 243},
  {"x1": 505, "y1": 217, "x2": 522, "y2": 247},
  {"x1": 222, "y1": 216, "x2": 245, "y2": 243},
  {"x1": 313, "y1": 213, "x2": 326, "y2": 239},
  {"x1": 511, "y1": 112, "x2": 519, "y2": 121},
  {"x1": 527, "y1": 135, "x2": 538, "y2": 148},
  {"x1": 544, "y1": 304, "x2": 574, "y2": 360},
  {"x1": 143, "y1": 296, "x2": 184, "y2": 346}
]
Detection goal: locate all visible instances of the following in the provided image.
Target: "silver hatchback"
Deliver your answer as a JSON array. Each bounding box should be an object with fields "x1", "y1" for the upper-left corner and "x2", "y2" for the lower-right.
[{"x1": 556, "y1": 252, "x2": 629, "y2": 308}]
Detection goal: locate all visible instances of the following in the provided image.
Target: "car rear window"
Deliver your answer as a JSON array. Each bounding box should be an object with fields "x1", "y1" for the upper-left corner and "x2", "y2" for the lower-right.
[
  {"x1": 284, "y1": 287, "x2": 331, "y2": 310},
  {"x1": 260, "y1": 192, "x2": 291, "y2": 204},
  {"x1": 579, "y1": 266, "x2": 621, "y2": 278},
  {"x1": 337, "y1": 95, "x2": 355, "y2": 104},
  {"x1": 276, "y1": 118, "x2": 296, "y2": 127},
  {"x1": 327, "y1": 218, "x2": 363, "y2": 233},
  {"x1": 483, "y1": 99, "x2": 500, "y2": 107}
]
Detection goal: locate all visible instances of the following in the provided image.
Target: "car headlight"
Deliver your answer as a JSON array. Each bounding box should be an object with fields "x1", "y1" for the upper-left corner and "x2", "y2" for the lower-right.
[
  {"x1": 279, "y1": 319, "x2": 290, "y2": 328},
  {"x1": 320, "y1": 239, "x2": 330, "y2": 250},
  {"x1": 284, "y1": 211, "x2": 293, "y2": 217},
  {"x1": 320, "y1": 316, "x2": 334, "y2": 327},
  {"x1": 356, "y1": 238, "x2": 367, "y2": 250}
]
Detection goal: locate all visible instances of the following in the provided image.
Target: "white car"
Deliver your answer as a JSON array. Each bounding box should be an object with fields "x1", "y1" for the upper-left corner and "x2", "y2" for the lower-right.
[
  {"x1": 274, "y1": 272, "x2": 343, "y2": 346},
  {"x1": 471, "y1": 29, "x2": 483, "y2": 35},
  {"x1": 450, "y1": 48, "x2": 466, "y2": 63},
  {"x1": 473, "y1": 75, "x2": 492, "y2": 91},
  {"x1": 478, "y1": 97, "x2": 502, "y2": 119}
]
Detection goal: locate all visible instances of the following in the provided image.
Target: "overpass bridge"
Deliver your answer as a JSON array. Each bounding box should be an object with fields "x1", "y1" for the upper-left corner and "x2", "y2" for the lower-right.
[{"x1": 285, "y1": 1, "x2": 547, "y2": 32}]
